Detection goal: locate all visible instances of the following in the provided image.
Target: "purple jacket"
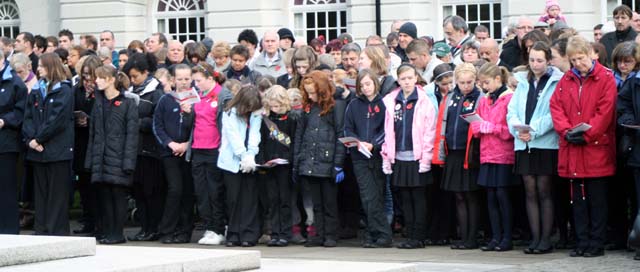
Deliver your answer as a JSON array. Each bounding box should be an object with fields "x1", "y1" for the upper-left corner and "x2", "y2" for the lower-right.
[{"x1": 472, "y1": 89, "x2": 515, "y2": 165}]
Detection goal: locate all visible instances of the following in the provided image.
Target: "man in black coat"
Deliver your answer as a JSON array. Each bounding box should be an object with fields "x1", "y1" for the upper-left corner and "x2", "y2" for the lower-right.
[
  {"x1": 601, "y1": 5, "x2": 637, "y2": 67},
  {"x1": 0, "y1": 56, "x2": 27, "y2": 234},
  {"x1": 500, "y1": 17, "x2": 534, "y2": 70}
]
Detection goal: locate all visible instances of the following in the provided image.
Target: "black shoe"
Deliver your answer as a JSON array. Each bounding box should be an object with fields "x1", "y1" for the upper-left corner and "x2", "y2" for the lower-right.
[
  {"x1": 634, "y1": 250, "x2": 640, "y2": 261},
  {"x1": 459, "y1": 241, "x2": 478, "y2": 250},
  {"x1": 495, "y1": 240, "x2": 513, "y2": 252},
  {"x1": 275, "y1": 239, "x2": 289, "y2": 247},
  {"x1": 570, "y1": 248, "x2": 586, "y2": 257},
  {"x1": 323, "y1": 239, "x2": 337, "y2": 247},
  {"x1": 435, "y1": 239, "x2": 450, "y2": 246},
  {"x1": 99, "y1": 238, "x2": 126, "y2": 245},
  {"x1": 127, "y1": 231, "x2": 146, "y2": 241},
  {"x1": 481, "y1": 240, "x2": 499, "y2": 251},
  {"x1": 172, "y1": 233, "x2": 191, "y2": 244},
  {"x1": 241, "y1": 241, "x2": 256, "y2": 247},
  {"x1": 225, "y1": 241, "x2": 240, "y2": 247},
  {"x1": 583, "y1": 248, "x2": 604, "y2": 257},
  {"x1": 304, "y1": 238, "x2": 323, "y2": 247},
  {"x1": 374, "y1": 238, "x2": 393, "y2": 248},
  {"x1": 423, "y1": 239, "x2": 435, "y2": 246},
  {"x1": 523, "y1": 240, "x2": 539, "y2": 254},
  {"x1": 450, "y1": 241, "x2": 463, "y2": 249},
  {"x1": 397, "y1": 239, "x2": 424, "y2": 249},
  {"x1": 267, "y1": 238, "x2": 279, "y2": 247},
  {"x1": 533, "y1": 240, "x2": 553, "y2": 254},
  {"x1": 160, "y1": 234, "x2": 175, "y2": 244},
  {"x1": 73, "y1": 224, "x2": 95, "y2": 234},
  {"x1": 362, "y1": 240, "x2": 375, "y2": 248},
  {"x1": 141, "y1": 232, "x2": 160, "y2": 241}
]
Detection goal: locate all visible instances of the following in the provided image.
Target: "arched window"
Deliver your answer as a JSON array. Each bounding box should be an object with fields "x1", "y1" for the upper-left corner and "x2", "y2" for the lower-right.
[
  {"x1": 0, "y1": 0, "x2": 19, "y2": 38},
  {"x1": 156, "y1": 0, "x2": 206, "y2": 42},
  {"x1": 292, "y1": 0, "x2": 347, "y2": 44}
]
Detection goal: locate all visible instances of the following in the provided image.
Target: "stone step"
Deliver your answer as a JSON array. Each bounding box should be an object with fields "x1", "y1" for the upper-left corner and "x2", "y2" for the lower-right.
[
  {"x1": 0, "y1": 234, "x2": 95, "y2": 267},
  {"x1": 0, "y1": 245, "x2": 260, "y2": 272},
  {"x1": 248, "y1": 258, "x2": 417, "y2": 272}
]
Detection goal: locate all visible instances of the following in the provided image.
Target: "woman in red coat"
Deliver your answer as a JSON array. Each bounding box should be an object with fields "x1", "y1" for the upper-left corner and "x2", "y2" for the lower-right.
[{"x1": 549, "y1": 35, "x2": 617, "y2": 258}]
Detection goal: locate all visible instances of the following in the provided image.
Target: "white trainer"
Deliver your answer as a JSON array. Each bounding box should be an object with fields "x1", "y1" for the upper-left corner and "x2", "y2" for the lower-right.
[
  {"x1": 198, "y1": 230, "x2": 215, "y2": 245},
  {"x1": 208, "y1": 231, "x2": 225, "y2": 245}
]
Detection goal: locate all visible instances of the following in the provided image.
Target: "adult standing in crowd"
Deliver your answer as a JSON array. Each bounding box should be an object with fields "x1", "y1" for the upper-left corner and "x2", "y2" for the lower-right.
[
  {"x1": 146, "y1": 33, "x2": 168, "y2": 54},
  {"x1": 0, "y1": 49, "x2": 27, "y2": 234},
  {"x1": 251, "y1": 30, "x2": 287, "y2": 78},
  {"x1": 278, "y1": 28, "x2": 295, "y2": 51},
  {"x1": 501, "y1": 17, "x2": 534, "y2": 70},
  {"x1": 480, "y1": 38, "x2": 510, "y2": 70},
  {"x1": 167, "y1": 40, "x2": 187, "y2": 66},
  {"x1": 58, "y1": 29, "x2": 74, "y2": 50},
  {"x1": 443, "y1": 16, "x2": 474, "y2": 65},
  {"x1": 100, "y1": 30, "x2": 119, "y2": 68},
  {"x1": 396, "y1": 22, "x2": 417, "y2": 63},
  {"x1": 23, "y1": 53, "x2": 74, "y2": 236},
  {"x1": 405, "y1": 39, "x2": 443, "y2": 83},
  {"x1": 14, "y1": 32, "x2": 38, "y2": 74},
  {"x1": 601, "y1": 5, "x2": 637, "y2": 67}
]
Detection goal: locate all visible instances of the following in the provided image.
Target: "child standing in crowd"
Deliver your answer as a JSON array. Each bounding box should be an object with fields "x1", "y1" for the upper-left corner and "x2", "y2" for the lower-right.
[
  {"x1": 259, "y1": 85, "x2": 299, "y2": 247},
  {"x1": 294, "y1": 70, "x2": 346, "y2": 248},
  {"x1": 290, "y1": 46, "x2": 318, "y2": 90},
  {"x1": 287, "y1": 88, "x2": 303, "y2": 110},
  {"x1": 0, "y1": 50, "x2": 27, "y2": 234},
  {"x1": 23, "y1": 53, "x2": 74, "y2": 236},
  {"x1": 153, "y1": 64, "x2": 195, "y2": 244},
  {"x1": 86, "y1": 65, "x2": 138, "y2": 244},
  {"x1": 344, "y1": 69, "x2": 391, "y2": 248},
  {"x1": 217, "y1": 85, "x2": 263, "y2": 247},
  {"x1": 225, "y1": 45, "x2": 261, "y2": 85},
  {"x1": 123, "y1": 52, "x2": 165, "y2": 242},
  {"x1": 508, "y1": 41, "x2": 563, "y2": 254},
  {"x1": 550, "y1": 36, "x2": 617, "y2": 258},
  {"x1": 538, "y1": 0, "x2": 567, "y2": 28},
  {"x1": 437, "y1": 63, "x2": 482, "y2": 250},
  {"x1": 472, "y1": 63, "x2": 516, "y2": 252},
  {"x1": 190, "y1": 63, "x2": 228, "y2": 245},
  {"x1": 381, "y1": 65, "x2": 436, "y2": 249}
]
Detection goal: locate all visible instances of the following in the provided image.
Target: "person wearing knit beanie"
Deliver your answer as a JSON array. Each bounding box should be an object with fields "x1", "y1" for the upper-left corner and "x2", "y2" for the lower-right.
[
  {"x1": 398, "y1": 22, "x2": 417, "y2": 51},
  {"x1": 277, "y1": 28, "x2": 295, "y2": 50},
  {"x1": 539, "y1": 0, "x2": 566, "y2": 26}
]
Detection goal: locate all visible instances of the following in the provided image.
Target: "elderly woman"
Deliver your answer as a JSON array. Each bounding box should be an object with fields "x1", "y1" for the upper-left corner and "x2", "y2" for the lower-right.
[{"x1": 10, "y1": 53, "x2": 38, "y2": 93}]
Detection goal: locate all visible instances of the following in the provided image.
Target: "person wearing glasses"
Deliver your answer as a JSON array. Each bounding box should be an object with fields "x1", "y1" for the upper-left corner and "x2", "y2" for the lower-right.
[{"x1": 500, "y1": 17, "x2": 534, "y2": 70}]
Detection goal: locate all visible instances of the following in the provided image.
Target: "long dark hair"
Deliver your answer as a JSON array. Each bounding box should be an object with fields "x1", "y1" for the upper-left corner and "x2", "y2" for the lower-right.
[
  {"x1": 527, "y1": 41, "x2": 552, "y2": 80},
  {"x1": 225, "y1": 85, "x2": 262, "y2": 119},
  {"x1": 39, "y1": 52, "x2": 68, "y2": 91}
]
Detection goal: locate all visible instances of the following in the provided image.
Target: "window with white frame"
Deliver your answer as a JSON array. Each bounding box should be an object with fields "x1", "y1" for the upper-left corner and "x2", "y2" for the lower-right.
[
  {"x1": 292, "y1": 0, "x2": 347, "y2": 44},
  {"x1": 442, "y1": 2, "x2": 502, "y2": 40},
  {"x1": 0, "y1": 0, "x2": 19, "y2": 38},
  {"x1": 156, "y1": 0, "x2": 206, "y2": 42}
]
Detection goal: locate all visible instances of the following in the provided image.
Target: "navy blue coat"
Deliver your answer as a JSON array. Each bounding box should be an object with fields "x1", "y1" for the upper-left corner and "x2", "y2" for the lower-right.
[{"x1": 0, "y1": 64, "x2": 27, "y2": 154}]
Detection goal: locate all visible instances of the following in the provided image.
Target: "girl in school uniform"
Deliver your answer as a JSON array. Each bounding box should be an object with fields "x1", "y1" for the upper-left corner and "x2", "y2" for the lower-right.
[
  {"x1": 471, "y1": 63, "x2": 516, "y2": 251},
  {"x1": 381, "y1": 64, "x2": 437, "y2": 249},
  {"x1": 344, "y1": 69, "x2": 392, "y2": 248},
  {"x1": 217, "y1": 85, "x2": 263, "y2": 247},
  {"x1": 259, "y1": 85, "x2": 299, "y2": 247},
  {"x1": 153, "y1": 64, "x2": 195, "y2": 244},
  {"x1": 507, "y1": 41, "x2": 563, "y2": 254}
]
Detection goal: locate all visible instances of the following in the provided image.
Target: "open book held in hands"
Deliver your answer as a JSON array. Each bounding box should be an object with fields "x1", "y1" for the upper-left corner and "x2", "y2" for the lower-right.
[
  {"x1": 339, "y1": 137, "x2": 373, "y2": 158},
  {"x1": 570, "y1": 122, "x2": 592, "y2": 133},
  {"x1": 170, "y1": 88, "x2": 201, "y2": 105},
  {"x1": 460, "y1": 112, "x2": 483, "y2": 123},
  {"x1": 258, "y1": 158, "x2": 289, "y2": 168}
]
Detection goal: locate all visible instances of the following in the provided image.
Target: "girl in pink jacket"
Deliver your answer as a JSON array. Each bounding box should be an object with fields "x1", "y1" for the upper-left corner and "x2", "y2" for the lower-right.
[
  {"x1": 471, "y1": 63, "x2": 517, "y2": 252},
  {"x1": 381, "y1": 64, "x2": 437, "y2": 249}
]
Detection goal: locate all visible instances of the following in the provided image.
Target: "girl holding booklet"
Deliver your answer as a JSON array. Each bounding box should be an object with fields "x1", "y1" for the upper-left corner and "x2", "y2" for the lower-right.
[
  {"x1": 471, "y1": 63, "x2": 516, "y2": 252},
  {"x1": 153, "y1": 64, "x2": 195, "y2": 244},
  {"x1": 344, "y1": 69, "x2": 392, "y2": 248},
  {"x1": 258, "y1": 85, "x2": 299, "y2": 247},
  {"x1": 381, "y1": 64, "x2": 436, "y2": 249},
  {"x1": 507, "y1": 41, "x2": 563, "y2": 254}
]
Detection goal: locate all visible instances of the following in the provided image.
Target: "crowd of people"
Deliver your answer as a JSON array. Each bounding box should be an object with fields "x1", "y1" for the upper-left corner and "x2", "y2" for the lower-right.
[{"x1": 3, "y1": 0, "x2": 640, "y2": 260}]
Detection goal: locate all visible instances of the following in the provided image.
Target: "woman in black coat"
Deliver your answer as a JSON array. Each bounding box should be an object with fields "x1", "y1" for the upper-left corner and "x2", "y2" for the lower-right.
[
  {"x1": 123, "y1": 52, "x2": 165, "y2": 241},
  {"x1": 86, "y1": 65, "x2": 139, "y2": 244},
  {"x1": 22, "y1": 53, "x2": 74, "y2": 236}
]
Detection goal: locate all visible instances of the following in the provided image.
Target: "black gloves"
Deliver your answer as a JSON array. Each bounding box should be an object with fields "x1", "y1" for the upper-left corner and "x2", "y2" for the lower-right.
[{"x1": 565, "y1": 130, "x2": 587, "y2": 145}]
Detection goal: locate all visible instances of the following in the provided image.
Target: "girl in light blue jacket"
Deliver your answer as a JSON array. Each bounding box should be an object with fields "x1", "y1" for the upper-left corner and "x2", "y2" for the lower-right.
[
  {"x1": 217, "y1": 85, "x2": 263, "y2": 247},
  {"x1": 506, "y1": 41, "x2": 562, "y2": 254}
]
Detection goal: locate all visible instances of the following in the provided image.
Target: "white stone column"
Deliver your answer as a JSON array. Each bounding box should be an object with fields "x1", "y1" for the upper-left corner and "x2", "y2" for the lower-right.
[{"x1": 17, "y1": 0, "x2": 60, "y2": 37}]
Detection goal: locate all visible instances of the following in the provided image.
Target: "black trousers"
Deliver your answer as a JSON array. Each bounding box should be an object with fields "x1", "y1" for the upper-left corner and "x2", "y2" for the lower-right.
[
  {"x1": 266, "y1": 165, "x2": 292, "y2": 240},
  {"x1": 398, "y1": 186, "x2": 427, "y2": 241},
  {"x1": 192, "y1": 150, "x2": 226, "y2": 234},
  {"x1": 96, "y1": 183, "x2": 128, "y2": 240},
  {"x1": 305, "y1": 176, "x2": 338, "y2": 240},
  {"x1": 158, "y1": 156, "x2": 194, "y2": 236},
  {"x1": 133, "y1": 156, "x2": 165, "y2": 234},
  {"x1": 608, "y1": 166, "x2": 633, "y2": 246},
  {"x1": 353, "y1": 159, "x2": 392, "y2": 241},
  {"x1": 224, "y1": 171, "x2": 260, "y2": 243},
  {"x1": 32, "y1": 160, "x2": 71, "y2": 236},
  {"x1": 0, "y1": 153, "x2": 19, "y2": 234},
  {"x1": 427, "y1": 166, "x2": 455, "y2": 241},
  {"x1": 338, "y1": 157, "x2": 361, "y2": 232},
  {"x1": 571, "y1": 178, "x2": 608, "y2": 250},
  {"x1": 75, "y1": 172, "x2": 98, "y2": 232}
]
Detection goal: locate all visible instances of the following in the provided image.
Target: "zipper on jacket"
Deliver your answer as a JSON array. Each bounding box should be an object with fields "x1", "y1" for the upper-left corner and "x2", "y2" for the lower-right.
[
  {"x1": 452, "y1": 98, "x2": 460, "y2": 149},
  {"x1": 401, "y1": 99, "x2": 407, "y2": 151},
  {"x1": 179, "y1": 112, "x2": 183, "y2": 140}
]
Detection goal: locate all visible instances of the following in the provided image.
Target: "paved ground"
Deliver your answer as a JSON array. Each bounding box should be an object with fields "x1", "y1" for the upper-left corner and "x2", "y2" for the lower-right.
[{"x1": 21, "y1": 224, "x2": 640, "y2": 271}]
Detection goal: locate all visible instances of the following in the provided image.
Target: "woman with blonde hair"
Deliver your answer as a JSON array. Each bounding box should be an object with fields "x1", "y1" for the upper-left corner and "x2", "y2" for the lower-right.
[{"x1": 358, "y1": 46, "x2": 398, "y2": 96}]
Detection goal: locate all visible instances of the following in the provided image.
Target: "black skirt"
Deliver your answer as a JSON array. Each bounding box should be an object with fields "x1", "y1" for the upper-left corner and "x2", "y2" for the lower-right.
[
  {"x1": 441, "y1": 150, "x2": 479, "y2": 192},
  {"x1": 478, "y1": 163, "x2": 519, "y2": 188},
  {"x1": 392, "y1": 160, "x2": 432, "y2": 187},
  {"x1": 514, "y1": 148, "x2": 558, "y2": 176}
]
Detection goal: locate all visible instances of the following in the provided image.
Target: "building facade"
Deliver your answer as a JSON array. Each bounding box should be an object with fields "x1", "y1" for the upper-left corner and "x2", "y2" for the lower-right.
[{"x1": 9, "y1": 0, "x2": 638, "y2": 48}]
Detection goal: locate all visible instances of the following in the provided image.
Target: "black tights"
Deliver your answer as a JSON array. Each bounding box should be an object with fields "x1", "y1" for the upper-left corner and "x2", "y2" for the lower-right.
[
  {"x1": 455, "y1": 191, "x2": 480, "y2": 245},
  {"x1": 486, "y1": 187, "x2": 512, "y2": 242},
  {"x1": 523, "y1": 175, "x2": 554, "y2": 246}
]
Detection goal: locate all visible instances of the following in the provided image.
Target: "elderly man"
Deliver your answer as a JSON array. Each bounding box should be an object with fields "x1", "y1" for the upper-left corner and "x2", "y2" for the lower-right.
[
  {"x1": 100, "y1": 30, "x2": 119, "y2": 68},
  {"x1": 443, "y1": 15, "x2": 474, "y2": 65},
  {"x1": 339, "y1": 43, "x2": 361, "y2": 71},
  {"x1": 500, "y1": 17, "x2": 533, "y2": 69},
  {"x1": 14, "y1": 32, "x2": 38, "y2": 73},
  {"x1": 167, "y1": 40, "x2": 186, "y2": 65},
  {"x1": 250, "y1": 30, "x2": 287, "y2": 78},
  {"x1": 480, "y1": 38, "x2": 510, "y2": 70}
]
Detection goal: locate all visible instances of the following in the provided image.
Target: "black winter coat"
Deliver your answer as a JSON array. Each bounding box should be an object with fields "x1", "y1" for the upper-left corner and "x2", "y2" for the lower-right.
[
  {"x1": 85, "y1": 90, "x2": 139, "y2": 186},
  {"x1": 258, "y1": 110, "x2": 299, "y2": 164},
  {"x1": 130, "y1": 76, "x2": 164, "y2": 158},
  {"x1": 72, "y1": 83, "x2": 95, "y2": 172},
  {"x1": 499, "y1": 38, "x2": 521, "y2": 71},
  {"x1": 152, "y1": 93, "x2": 194, "y2": 157},
  {"x1": 344, "y1": 94, "x2": 386, "y2": 161},
  {"x1": 22, "y1": 80, "x2": 75, "y2": 162},
  {"x1": 601, "y1": 27, "x2": 637, "y2": 67},
  {"x1": 294, "y1": 100, "x2": 346, "y2": 178},
  {"x1": 380, "y1": 75, "x2": 398, "y2": 97},
  {"x1": 0, "y1": 64, "x2": 27, "y2": 154},
  {"x1": 617, "y1": 75, "x2": 640, "y2": 167}
]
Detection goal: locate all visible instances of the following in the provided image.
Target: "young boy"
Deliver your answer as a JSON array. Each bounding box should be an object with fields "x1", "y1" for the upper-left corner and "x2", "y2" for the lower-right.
[{"x1": 225, "y1": 44, "x2": 261, "y2": 86}]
